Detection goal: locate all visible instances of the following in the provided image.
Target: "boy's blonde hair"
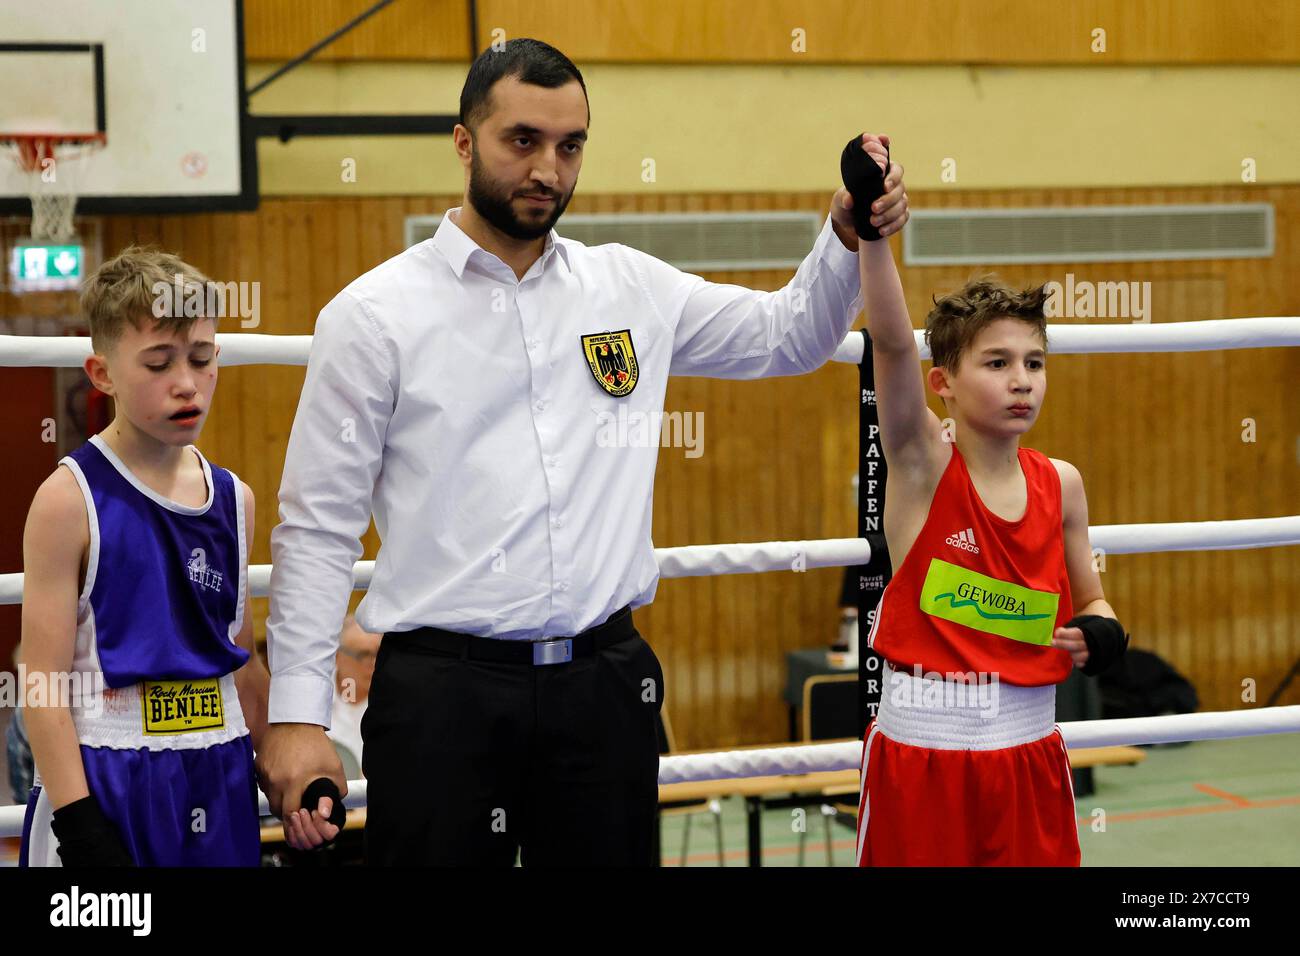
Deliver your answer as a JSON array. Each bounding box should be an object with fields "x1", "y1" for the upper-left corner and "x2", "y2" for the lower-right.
[
  {"x1": 924, "y1": 275, "x2": 1048, "y2": 374},
  {"x1": 81, "y1": 246, "x2": 217, "y2": 357}
]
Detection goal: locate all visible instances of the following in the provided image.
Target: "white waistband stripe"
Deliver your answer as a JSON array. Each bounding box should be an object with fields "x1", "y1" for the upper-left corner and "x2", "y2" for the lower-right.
[
  {"x1": 874, "y1": 661, "x2": 1056, "y2": 751},
  {"x1": 72, "y1": 672, "x2": 249, "y2": 751}
]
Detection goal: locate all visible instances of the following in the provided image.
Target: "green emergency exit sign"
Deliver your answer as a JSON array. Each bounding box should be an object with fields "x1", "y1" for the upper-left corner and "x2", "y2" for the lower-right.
[{"x1": 10, "y1": 243, "x2": 84, "y2": 291}]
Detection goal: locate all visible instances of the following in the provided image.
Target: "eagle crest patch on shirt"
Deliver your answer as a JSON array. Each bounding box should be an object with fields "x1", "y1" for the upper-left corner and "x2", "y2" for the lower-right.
[{"x1": 581, "y1": 330, "x2": 639, "y2": 397}]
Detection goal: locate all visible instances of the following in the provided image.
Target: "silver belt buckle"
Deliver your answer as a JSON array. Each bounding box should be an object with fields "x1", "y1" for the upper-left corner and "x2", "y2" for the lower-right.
[{"x1": 532, "y1": 638, "x2": 573, "y2": 666}]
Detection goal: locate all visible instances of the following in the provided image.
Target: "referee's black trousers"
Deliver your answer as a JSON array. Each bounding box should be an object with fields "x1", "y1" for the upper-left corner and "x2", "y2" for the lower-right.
[{"x1": 361, "y1": 605, "x2": 664, "y2": 866}]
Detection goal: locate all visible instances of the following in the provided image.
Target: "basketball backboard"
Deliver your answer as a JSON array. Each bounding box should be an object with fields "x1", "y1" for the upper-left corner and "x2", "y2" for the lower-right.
[{"x1": 0, "y1": 0, "x2": 254, "y2": 214}]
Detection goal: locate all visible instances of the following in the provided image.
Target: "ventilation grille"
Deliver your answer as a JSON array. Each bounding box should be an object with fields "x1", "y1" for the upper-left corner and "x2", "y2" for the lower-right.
[
  {"x1": 904, "y1": 203, "x2": 1274, "y2": 265},
  {"x1": 405, "y1": 211, "x2": 824, "y2": 271}
]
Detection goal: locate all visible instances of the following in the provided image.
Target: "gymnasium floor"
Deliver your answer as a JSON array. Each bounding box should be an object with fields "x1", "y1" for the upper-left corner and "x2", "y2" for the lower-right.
[
  {"x1": 3, "y1": 704, "x2": 1294, "y2": 867},
  {"x1": 657, "y1": 735, "x2": 1300, "y2": 866}
]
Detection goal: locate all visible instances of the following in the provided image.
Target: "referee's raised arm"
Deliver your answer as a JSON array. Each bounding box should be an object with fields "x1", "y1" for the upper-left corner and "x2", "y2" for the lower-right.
[{"x1": 623, "y1": 210, "x2": 864, "y2": 381}]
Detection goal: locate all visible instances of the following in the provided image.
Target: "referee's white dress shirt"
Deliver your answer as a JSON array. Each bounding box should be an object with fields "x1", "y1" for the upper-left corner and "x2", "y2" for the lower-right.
[{"x1": 266, "y1": 206, "x2": 864, "y2": 726}]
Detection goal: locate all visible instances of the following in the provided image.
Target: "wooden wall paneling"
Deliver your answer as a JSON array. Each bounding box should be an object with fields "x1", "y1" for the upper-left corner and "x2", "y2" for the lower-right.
[
  {"x1": 227, "y1": 208, "x2": 268, "y2": 639},
  {"x1": 467, "y1": 0, "x2": 1300, "y2": 65},
  {"x1": 660, "y1": 401, "x2": 685, "y2": 733},
  {"x1": 52, "y1": 182, "x2": 1299, "y2": 747},
  {"x1": 1201, "y1": 284, "x2": 1230, "y2": 707},
  {"x1": 240, "y1": 0, "x2": 1300, "y2": 66},
  {"x1": 245, "y1": 202, "x2": 288, "y2": 578},
  {"x1": 722, "y1": 350, "x2": 748, "y2": 746},
  {"x1": 697, "y1": 191, "x2": 728, "y2": 747},
  {"x1": 1210, "y1": 343, "x2": 1232, "y2": 706},
  {"x1": 203, "y1": 212, "x2": 233, "y2": 471},
  {"x1": 682, "y1": 379, "x2": 713, "y2": 739},
  {"x1": 774, "y1": 354, "x2": 802, "y2": 706},
  {"x1": 1155, "y1": 285, "x2": 1180, "y2": 701},
  {"x1": 739, "y1": 303, "x2": 765, "y2": 739},
  {"x1": 244, "y1": 0, "x2": 470, "y2": 62},
  {"x1": 276, "y1": 199, "x2": 314, "y2": 545}
]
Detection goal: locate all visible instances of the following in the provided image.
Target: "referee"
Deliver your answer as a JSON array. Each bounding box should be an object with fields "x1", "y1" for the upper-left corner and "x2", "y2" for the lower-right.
[{"x1": 256, "y1": 38, "x2": 910, "y2": 866}]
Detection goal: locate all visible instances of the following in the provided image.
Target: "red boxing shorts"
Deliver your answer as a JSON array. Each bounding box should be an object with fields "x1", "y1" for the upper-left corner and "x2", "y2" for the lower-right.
[{"x1": 856, "y1": 661, "x2": 1081, "y2": 867}]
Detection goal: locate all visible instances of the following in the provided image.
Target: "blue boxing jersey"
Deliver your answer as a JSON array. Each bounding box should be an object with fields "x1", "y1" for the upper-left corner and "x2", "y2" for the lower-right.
[
  {"x1": 64, "y1": 432, "x2": 250, "y2": 689},
  {"x1": 20, "y1": 432, "x2": 260, "y2": 867}
]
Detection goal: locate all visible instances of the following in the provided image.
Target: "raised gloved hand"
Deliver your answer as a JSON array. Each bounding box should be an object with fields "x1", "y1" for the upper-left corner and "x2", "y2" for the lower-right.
[{"x1": 840, "y1": 133, "x2": 891, "y2": 241}]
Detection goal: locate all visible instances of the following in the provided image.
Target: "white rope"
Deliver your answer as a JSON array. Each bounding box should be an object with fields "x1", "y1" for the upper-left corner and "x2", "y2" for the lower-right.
[
  {"x1": 1058, "y1": 705, "x2": 1300, "y2": 748},
  {"x1": 2, "y1": 517, "x2": 1298, "y2": 605},
  {"x1": 1090, "y1": 516, "x2": 1300, "y2": 554},
  {"x1": 831, "y1": 316, "x2": 1300, "y2": 364},
  {"x1": 653, "y1": 537, "x2": 872, "y2": 578},
  {"x1": 0, "y1": 334, "x2": 314, "y2": 368},
  {"x1": 1, "y1": 317, "x2": 1295, "y2": 838},
  {"x1": 658, "y1": 706, "x2": 1300, "y2": 783},
  {"x1": 3, "y1": 318, "x2": 1299, "y2": 367},
  {"x1": 2, "y1": 706, "x2": 1296, "y2": 836},
  {"x1": 660, "y1": 742, "x2": 863, "y2": 783}
]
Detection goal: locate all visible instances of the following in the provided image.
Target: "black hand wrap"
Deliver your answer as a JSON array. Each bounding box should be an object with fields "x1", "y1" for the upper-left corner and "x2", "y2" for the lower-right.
[
  {"x1": 1067, "y1": 614, "x2": 1131, "y2": 677},
  {"x1": 301, "y1": 777, "x2": 348, "y2": 842},
  {"x1": 840, "y1": 134, "x2": 891, "y2": 241},
  {"x1": 51, "y1": 796, "x2": 135, "y2": 867}
]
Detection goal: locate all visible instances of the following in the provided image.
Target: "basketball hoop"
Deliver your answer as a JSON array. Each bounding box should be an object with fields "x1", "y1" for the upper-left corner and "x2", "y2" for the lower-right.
[{"x1": 0, "y1": 133, "x2": 106, "y2": 242}]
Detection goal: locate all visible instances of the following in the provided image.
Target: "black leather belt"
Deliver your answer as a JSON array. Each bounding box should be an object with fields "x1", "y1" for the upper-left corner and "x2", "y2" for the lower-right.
[{"x1": 382, "y1": 605, "x2": 634, "y2": 666}]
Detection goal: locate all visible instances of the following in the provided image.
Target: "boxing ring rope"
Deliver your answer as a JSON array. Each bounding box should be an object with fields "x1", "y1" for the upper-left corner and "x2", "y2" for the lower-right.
[
  {"x1": 2, "y1": 705, "x2": 1299, "y2": 834},
  {"x1": 2, "y1": 316, "x2": 1299, "y2": 368},
  {"x1": 1, "y1": 516, "x2": 1298, "y2": 605},
  {"x1": 1, "y1": 315, "x2": 1298, "y2": 836},
  {"x1": 831, "y1": 316, "x2": 1300, "y2": 364},
  {"x1": 659, "y1": 707, "x2": 1300, "y2": 784},
  {"x1": 1, "y1": 515, "x2": 1297, "y2": 835},
  {"x1": 204, "y1": 704, "x2": 1300, "y2": 811}
]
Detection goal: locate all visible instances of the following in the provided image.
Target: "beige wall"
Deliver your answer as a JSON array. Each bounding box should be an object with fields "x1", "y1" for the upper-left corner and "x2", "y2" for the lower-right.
[{"x1": 249, "y1": 62, "x2": 1300, "y2": 195}]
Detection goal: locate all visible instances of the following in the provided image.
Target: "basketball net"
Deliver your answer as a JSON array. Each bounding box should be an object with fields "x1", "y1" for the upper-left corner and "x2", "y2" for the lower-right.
[{"x1": 0, "y1": 134, "x2": 105, "y2": 242}]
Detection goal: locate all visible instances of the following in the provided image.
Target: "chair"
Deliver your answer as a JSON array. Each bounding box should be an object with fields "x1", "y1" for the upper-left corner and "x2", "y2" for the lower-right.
[
  {"x1": 656, "y1": 709, "x2": 726, "y2": 865},
  {"x1": 796, "y1": 673, "x2": 860, "y2": 866},
  {"x1": 331, "y1": 737, "x2": 362, "y2": 782}
]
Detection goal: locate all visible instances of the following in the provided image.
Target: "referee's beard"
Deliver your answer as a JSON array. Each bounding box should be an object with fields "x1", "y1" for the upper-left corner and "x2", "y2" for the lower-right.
[{"x1": 468, "y1": 148, "x2": 573, "y2": 242}]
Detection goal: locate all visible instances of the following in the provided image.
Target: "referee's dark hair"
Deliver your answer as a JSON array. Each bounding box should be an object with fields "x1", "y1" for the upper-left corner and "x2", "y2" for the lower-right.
[{"x1": 460, "y1": 38, "x2": 589, "y2": 134}]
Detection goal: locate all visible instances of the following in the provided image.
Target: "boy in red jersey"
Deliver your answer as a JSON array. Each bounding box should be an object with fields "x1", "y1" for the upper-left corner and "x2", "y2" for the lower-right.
[{"x1": 837, "y1": 134, "x2": 1130, "y2": 866}]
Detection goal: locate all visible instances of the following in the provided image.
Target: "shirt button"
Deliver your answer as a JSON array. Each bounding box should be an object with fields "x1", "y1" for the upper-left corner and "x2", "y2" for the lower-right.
[
  {"x1": 548, "y1": 455, "x2": 559, "y2": 467},
  {"x1": 553, "y1": 516, "x2": 564, "y2": 528},
  {"x1": 535, "y1": 399, "x2": 546, "y2": 411},
  {"x1": 557, "y1": 581, "x2": 569, "y2": 592}
]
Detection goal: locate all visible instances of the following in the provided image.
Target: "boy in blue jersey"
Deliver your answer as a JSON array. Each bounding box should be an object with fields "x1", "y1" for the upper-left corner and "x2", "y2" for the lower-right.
[{"x1": 19, "y1": 247, "x2": 270, "y2": 866}]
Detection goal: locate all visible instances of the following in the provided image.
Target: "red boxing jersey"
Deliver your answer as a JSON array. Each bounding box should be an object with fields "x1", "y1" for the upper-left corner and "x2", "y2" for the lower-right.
[{"x1": 868, "y1": 442, "x2": 1074, "y2": 687}]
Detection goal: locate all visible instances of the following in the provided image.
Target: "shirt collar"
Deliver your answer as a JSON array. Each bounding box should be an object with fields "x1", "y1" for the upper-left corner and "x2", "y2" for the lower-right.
[{"x1": 435, "y1": 205, "x2": 570, "y2": 279}]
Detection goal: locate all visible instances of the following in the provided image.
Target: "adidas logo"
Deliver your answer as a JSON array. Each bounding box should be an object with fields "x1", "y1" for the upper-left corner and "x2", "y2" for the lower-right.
[{"x1": 945, "y1": 527, "x2": 980, "y2": 554}]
